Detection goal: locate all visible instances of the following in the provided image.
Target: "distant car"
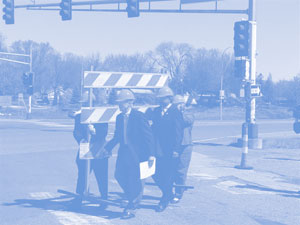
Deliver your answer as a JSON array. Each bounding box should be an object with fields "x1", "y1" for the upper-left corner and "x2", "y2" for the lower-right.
[
  {"x1": 292, "y1": 105, "x2": 300, "y2": 134},
  {"x1": 37, "y1": 94, "x2": 49, "y2": 105}
]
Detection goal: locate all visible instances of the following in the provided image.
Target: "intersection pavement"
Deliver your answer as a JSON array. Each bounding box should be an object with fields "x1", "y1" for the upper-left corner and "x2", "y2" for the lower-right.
[{"x1": 0, "y1": 118, "x2": 299, "y2": 225}]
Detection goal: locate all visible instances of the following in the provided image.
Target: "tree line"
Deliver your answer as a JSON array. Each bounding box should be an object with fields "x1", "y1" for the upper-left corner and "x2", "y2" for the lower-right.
[{"x1": 0, "y1": 32, "x2": 299, "y2": 107}]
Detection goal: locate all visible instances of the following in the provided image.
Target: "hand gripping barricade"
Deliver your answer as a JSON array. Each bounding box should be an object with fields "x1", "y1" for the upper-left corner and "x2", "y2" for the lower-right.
[{"x1": 79, "y1": 70, "x2": 169, "y2": 196}]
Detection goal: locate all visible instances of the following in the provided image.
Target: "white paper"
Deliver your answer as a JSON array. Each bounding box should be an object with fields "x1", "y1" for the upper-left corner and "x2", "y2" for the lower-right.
[
  {"x1": 140, "y1": 158, "x2": 156, "y2": 179},
  {"x1": 79, "y1": 142, "x2": 93, "y2": 159}
]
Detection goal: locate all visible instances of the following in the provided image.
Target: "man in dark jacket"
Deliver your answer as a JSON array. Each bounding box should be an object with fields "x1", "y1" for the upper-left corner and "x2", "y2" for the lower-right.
[
  {"x1": 171, "y1": 95, "x2": 194, "y2": 203},
  {"x1": 147, "y1": 87, "x2": 184, "y2": 212},
  {"x1": 105, "y1": 89, "x2": 155, "y2": 219},
  {"x1": 70, "y1": 110, "x2": 109, "y2": 209}
]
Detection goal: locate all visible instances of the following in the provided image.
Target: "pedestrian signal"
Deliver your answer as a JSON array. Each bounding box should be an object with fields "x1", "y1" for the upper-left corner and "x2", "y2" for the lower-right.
[{"x1": 234, "y1": 60, "x2": 246, "y2": 78}]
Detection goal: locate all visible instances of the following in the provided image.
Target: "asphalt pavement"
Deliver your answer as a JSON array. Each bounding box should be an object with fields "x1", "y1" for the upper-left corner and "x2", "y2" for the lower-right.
[{"x1": 0, "y1": 118, "x2": 299, "y2": 225}]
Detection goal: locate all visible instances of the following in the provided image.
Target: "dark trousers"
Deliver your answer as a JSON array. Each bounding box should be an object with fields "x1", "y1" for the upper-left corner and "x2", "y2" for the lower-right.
[
  {"x1": 174, "y1": 145, "x2": 193, "y2": 196},
  {"x1": 115, "y1": 147, "x2": 144, "y2": 209},
  {"x1": 76, "y1": 152, "x2": 108, "y2": 199},
  {"x1": 152, "y1": 156, "x2": 176, "y2": 202}
]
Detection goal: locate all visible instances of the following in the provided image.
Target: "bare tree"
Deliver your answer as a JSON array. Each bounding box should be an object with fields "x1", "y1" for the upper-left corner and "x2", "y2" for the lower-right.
[{"x1": 151, "y1": 42, "x2": 194, "y2": 93}]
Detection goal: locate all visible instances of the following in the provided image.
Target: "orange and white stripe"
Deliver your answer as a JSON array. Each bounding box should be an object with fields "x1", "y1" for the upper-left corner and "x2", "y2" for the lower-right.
[
  {"x1": 83, "y1": 71, "x2": 168, "y2": 88},
  {"x1": 80, "y1": 106, "x2": 156, "y2": 124}
]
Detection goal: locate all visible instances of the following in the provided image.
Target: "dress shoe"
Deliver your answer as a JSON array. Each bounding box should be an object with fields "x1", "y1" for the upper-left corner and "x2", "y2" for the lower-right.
[
  {"x1": 98, "y1": 202, "x2": 108, "y2": 210},
  {"x1": 170, "y1": 197, "x2": 180, "y2": 204},
  {"x1": 68, "y1": 197, "x2": 83, "y2": 210},
  {"x1": 156, "y1": 201, "x2": 169, "y2": 212},
  {"x1": 99, "y1": 196, "x2": 108, "y2": 209},
  {"x1": 121, "y1": 209, "x2": 135, "y2": 219}
]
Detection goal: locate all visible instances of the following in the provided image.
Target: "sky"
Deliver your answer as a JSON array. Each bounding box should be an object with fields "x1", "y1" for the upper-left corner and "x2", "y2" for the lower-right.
[{"x1": 0, "y1": 0, "x2": 299, "y2": 81}]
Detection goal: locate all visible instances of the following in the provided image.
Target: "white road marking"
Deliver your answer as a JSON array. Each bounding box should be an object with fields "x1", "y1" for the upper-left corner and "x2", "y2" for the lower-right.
[
  {"x1": 0, "y1": 119, "x2": 73, "y2": 128},
  {"x1": 193, "y1": 131, "x2": 296, "y2": 143},
  {"x1": 30, "y1": 192, "x2": 57, "y2": 199},
  {"x1": 188, "y1": 173, "x2": 217, "y2": 180},
  {"x1": 29, "y1": 192, "x2": 112, "y2": 225},
  {"x1": 194, "y1": 120, "x2": 293, "y2": 126},
  {"x1": 189, "y1": 152, "x2": 299, "y2": 195}
]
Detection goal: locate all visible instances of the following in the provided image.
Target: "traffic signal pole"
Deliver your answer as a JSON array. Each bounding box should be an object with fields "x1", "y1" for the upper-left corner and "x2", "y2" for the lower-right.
[
  {"x1": 0, "y1": 47, "x2": 33, "y2": 119},
  {"x1": 247, "y1": 0, "x2": 262, "y2": 149},
  {"x1": 235, "y1": 0, "x2": 261, "y2": 169}
]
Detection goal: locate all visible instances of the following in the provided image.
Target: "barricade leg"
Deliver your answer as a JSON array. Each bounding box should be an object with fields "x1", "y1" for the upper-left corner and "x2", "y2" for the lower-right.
[{"x1": 83, "y1": 159, "x2": 91, "y2": 196}]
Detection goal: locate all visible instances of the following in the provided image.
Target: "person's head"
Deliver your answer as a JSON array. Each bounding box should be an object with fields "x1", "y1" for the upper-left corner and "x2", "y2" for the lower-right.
[
  {"x1": 115, "y1": 89, "x2": 135, "y2": 113},
  {"x1": 157, "y1": 86, "x2": 174, "y2": 107},
  {"x1": 173, "y1": 95, "x2": 186, "y2": 111}
]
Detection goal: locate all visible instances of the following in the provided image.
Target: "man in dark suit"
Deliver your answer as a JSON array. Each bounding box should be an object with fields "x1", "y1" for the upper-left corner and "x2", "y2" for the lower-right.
[
  {"x1": 105, "y1": 89, "x2": 155, "y2": 219},
  {"x1": 171, "y1": 95, "x2": 194, "y2": 204},
  {"x1": 70, "y1": 109, "x2": 109, "y2": 209},
  {"x1": 147, "y1": 86, "x2": 184, "y2": 212}
]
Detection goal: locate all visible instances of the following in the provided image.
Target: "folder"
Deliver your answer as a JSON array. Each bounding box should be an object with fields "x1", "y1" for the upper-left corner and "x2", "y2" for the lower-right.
[{"x1": 140, "y1": 157, "x2": 156, "y2": 179}]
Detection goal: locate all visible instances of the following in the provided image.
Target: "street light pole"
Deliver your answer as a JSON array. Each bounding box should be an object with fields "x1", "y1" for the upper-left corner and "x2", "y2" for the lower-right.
[
  {"x1": 220, "y1": 47, "x2": 232, "y2": 121},
  {"x1": 27, "y1": 44, "x2": 33, "y2": 119}
]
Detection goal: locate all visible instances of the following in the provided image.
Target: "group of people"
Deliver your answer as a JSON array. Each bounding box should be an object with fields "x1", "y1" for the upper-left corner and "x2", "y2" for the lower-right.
[{"x1": 70, "y1": 86, "x2": 194, "y2": 219}]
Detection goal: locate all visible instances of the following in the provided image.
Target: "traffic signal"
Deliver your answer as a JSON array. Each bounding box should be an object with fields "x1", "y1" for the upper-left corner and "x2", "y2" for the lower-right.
[
  {"x1": 234, "y1": 21, "x2": 249, "y2": 57},
  {"x1": 234, "y1": 59, "x2": 246, "y2": 78},
  {"x1": 22, "y1": 72, "x2": 34, "y2": 95},
  {"x1": 59, "y1": 0, "x2": 72, "y2": 21},
  {"x1": 2, "y1": 0, "x2": 14, "y2": 24},
  {"x1": 126, "y1": 0, "x2": 139, "y2": 18}
]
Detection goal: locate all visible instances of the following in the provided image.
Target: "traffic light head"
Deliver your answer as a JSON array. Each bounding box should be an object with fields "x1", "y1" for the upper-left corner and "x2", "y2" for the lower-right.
[
  {"x1": 2, "y1": 0, "x2": 14, "y2": 24},
  {"x1": 234, "y1": 21, "x2": 249, "y2": 57},
  {"x1": 22, "y1": 72, "x2": 34, "y2": 95},
  {"x1": 22, "y1": 72, "x2": 33, "y2": 86},
  {"x1": 126, "y1": 0, "x2": 140, "y2": 18},
  {"x1": 59, "y1": 0, "x2": 72, "y2": 21}
]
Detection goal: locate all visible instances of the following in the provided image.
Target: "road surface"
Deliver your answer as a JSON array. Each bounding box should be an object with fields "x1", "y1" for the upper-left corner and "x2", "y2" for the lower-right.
[{"x1": 0, "y1": 118, "x2": 299, "y2": 225}]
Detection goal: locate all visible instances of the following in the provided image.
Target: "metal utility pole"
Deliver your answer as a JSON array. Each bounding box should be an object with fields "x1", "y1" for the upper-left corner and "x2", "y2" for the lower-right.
[
  {"x1": 27, "y1": 44, "x2": 33, "y2": 119},
  {"x1": 220, "y1": 47, "x2": 232, "y2": 121},
  {"x1": 236, "y1": 0, "x2": 261, "y2": 169},
  {"x1": 246, "y1": 0, "x2": 262, "y2": 149},
  {"x1": 0, "y1": 48, "x2": 33, "y2": 119}
]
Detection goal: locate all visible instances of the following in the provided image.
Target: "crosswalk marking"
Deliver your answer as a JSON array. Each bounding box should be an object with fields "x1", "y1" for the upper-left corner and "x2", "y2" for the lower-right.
[
  {"x1": 188, "y1": 172, "x2": 217, "y2": 180},
  {"x1": 48, "y1": 210, "x2": 111, "y2": 225},
  {"x1": 30, "y1": 192, "x2": 56, "y2": 199},
  {"x1": 29, "y1": 192, "x2": 112, "y2": 225}
]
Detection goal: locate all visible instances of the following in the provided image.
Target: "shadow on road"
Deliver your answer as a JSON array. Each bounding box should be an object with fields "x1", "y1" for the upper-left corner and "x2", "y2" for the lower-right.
[
  {"x1": 235, "y1": 184, "x2": 300, "y2": 198},
  {"x1": 264, "y1": 157, "x2": 300, "y2": 162},
  {"x1": 250, "y1": 216, "x2": 287, "y2": 225},
  {"x1": 2, "y1": 189, "x2": 158, "y2": 220},
  {"x1": 193, "y1": 142, "x2": 229, "y2": 147}
]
